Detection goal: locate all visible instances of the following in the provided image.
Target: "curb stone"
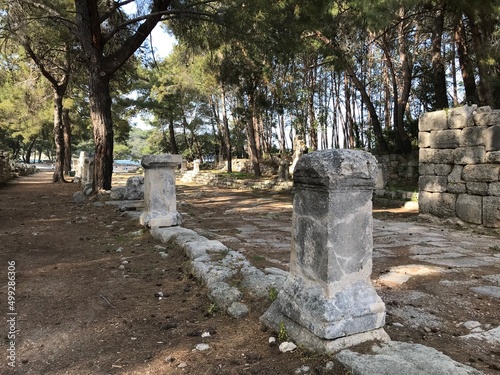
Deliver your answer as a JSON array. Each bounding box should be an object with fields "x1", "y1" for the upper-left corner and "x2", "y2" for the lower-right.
[{"x1": 150, "y1": 226, "x2": 287, "y2": 317}]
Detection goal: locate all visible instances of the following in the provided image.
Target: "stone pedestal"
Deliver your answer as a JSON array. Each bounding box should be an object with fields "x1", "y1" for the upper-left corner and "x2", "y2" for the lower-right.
[
  {"x1": 140, "y1": 154, "x2": 182, "y2": 228},
  {"x1": 261, "y1": 149, "x2": 388, "y2": 353},
  {"x1": 193, "y1": 159, "x2": 200, "y2": 173}
]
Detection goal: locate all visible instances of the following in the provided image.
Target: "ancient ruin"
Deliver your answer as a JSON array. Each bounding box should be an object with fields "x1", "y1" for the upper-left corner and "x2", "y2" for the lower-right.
[
  {"x1": 419, "y1": 105, "x2": 500, "y2": 227},
  {"x1": 140, "y1": 154, "x2": 182, "y2": 228},
  {"x1": 261, "y1": 149, "x2": 389, "y2": 352}
]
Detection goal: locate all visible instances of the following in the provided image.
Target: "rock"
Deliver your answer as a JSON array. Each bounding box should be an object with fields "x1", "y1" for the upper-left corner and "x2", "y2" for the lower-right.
[
  {"x1": 335, "y1": 341, "x2": 484, "y2": 375},
  {"x1": 463, "y1": 321, "x2": 481, "y2": 330},
  {"x1": 73, "y1": 191, "x2": 86, "y2": 204},
  {"x1": 227, "y1": 302, "x2": 249, "y2": 318},
  {"x1": 116, "y1": 247, "x2": 123, "y2": 253},
  {"x1": 110, "y1": 187, "x2": 126, "y2": 200},
  {"x1": 268, "y1": 337, "x2": 277, "y2": 346},
  {"x1": 177, "y1": 362, "x2": 187, "y2": 368},
  {"x1": 201, "y1": 332, "x2": 211, "y2": 338},
  {"x1": 279, "y1": 342, "x2": 297, "y2": 353},
  {"x1": 295, "y1": 365, "x2": 310, "y2": 373},
  {"x1": 194, "y1": 343, "x2": 210, "y2": 351},
  {"x1": 208, "y1": 282, "x2": 242, "y2": 309},
  {"x1": 124, "y1": 175, "x2": 144, "y2": 200},
  {"x1": 129, "y1": 229, "x2": 144, "y2": 237},
  {"x1": 118, "y1": 265, "x2": 125, "y2": 270},
  {"x1": 159, "y1": 252, "x2": 168, "y2": 259},
  {"x1": 470, "y1": 285, "x2": 500, "y2": 299}
]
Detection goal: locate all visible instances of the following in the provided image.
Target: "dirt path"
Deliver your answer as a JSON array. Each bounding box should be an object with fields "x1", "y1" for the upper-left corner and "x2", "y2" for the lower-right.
[{"x1": 0, "y1": 172, "x2": 345, "y2": 375}]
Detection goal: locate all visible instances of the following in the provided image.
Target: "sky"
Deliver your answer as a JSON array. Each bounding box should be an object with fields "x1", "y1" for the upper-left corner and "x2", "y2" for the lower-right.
[{"x1": 149, "y1": 25, "x2": 177, "y2": 59}]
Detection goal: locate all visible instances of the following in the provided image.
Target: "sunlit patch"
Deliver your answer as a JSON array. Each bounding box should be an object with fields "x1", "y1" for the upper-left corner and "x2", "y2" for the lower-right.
[{"x1": 378, "y1": 264, "x2": 445, "y2": 285}]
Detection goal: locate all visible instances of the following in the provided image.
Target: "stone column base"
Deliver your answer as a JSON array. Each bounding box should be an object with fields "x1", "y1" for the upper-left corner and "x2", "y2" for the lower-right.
[
  {"x1": 260, "y1": 302, "x2": 390, "y2": 354},
  {"x1": 274, "y1": 274, "x2": 386, "y2": 339},
  {"x1": 140, "y1": 211, "x2": 182, "y2": 228}
]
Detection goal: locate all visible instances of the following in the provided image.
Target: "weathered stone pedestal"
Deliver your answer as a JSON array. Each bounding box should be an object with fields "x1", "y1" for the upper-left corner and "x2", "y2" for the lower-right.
[
  {"x1": 260, "y1": 149, "x2": 389, "y2": 353},
  {"x1": 140, "y1": 154, "x2": 182, "y2": 228}
]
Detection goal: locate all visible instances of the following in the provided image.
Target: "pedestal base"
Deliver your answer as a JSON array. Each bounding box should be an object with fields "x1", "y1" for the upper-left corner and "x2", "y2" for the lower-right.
[
  {"x1": 260, "y1": 301, "x2": 390, "y2": 354},
  {"x1": 140, "y1": 211, "x2": 182, "y2": 228},
  {"x1": 275, "y1": 274, "x2": 386, "y2": 339}
]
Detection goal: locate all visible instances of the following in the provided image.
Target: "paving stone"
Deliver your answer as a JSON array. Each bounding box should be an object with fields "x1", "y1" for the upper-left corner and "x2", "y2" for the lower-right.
[
  {"x1": 335, "y1": 341, "x2": 484, "y2": 375},
  {"x1": 469, "y1": 285, "x2": 500, "y2": 298}
]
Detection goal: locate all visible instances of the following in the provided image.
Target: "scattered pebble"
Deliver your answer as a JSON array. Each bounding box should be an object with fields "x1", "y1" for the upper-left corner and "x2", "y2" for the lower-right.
[
  {"x1": 159, "y1": 251, "x2": 168, "y2": 259},
  {"x1": 392, "y1": 322, "x2": 404, "y2": 328},
  {"x1": 201, "y1": 331, "x2": 211, "y2": 338},
  {"x1": 116, "y1": 247, "x2": 123, "y2": 253},
  {"x1": 295, "y1": 365, "x2": 310, "y2": 373},
  {"x1": 118, "y1": 265, "x2": 125, "y2": 270},
  {"x1": 178, "y1": 362, "x2": 187, "y2": 368},
  {"x1": 194, "y1": 343, "x2": 210, "y2": 351},
  {"x1": 325, "y1": 361, "x2": 334, "y2": 370},
  {"x1": 121, "y1": 260, "x2": 129, "y2": 264},
  {"x1": 268, "y1": 337, "x2": 277, "y2": 346},
  {"x1": 279, "y1": 342, "x2": 297, "y2": 353},
  {"x1": 463, "y1": 321, "x2": 481, "y2": 330}
]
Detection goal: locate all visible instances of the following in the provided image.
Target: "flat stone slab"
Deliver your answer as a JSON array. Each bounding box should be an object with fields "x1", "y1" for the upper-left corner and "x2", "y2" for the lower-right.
[
  {"x1": 470, "y1": 285, "x2": 500, "y2": 298},
  {"x1": 461, "y1": 326, "x2": 500, "y2": 344},
  {"x1": 335, "y1": 341, "x2": 485, "y2": 375}
]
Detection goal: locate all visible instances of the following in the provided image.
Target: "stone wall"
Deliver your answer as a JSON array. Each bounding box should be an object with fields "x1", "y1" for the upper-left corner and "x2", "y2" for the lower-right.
[
  {"x1": 0, "y1": 151, "x2": 11, "y2": 184},
  {"x1": 418, "y1": 105, "x2": 500, "y2": 227},
  {"x1": 374, "y1": 152, "x2": 419, "y2": 190},
  {"x1": 179, "y1": 170, "x2": 293, "y2": 192}
]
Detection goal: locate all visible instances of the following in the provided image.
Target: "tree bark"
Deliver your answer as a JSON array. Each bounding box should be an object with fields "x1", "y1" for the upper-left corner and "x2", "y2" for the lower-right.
[
  {"x1": 89, "y1": 72, "x2": 114, "y2": 191},
  {"x1": 52, "y1": 89, "x2": 66, "y2": 182},
  {"x1": 168, "y1": 118, "x2": 179, "y2": 154},
  {"x1": 221, "y1": 86, "x2": 232, "y2": 173},
  {"x1": 75, "y1": 0, "x2": 172, "y2": 192},
  {"x1": 431, "y1": 6, "x2": 448, "y2": 109},
  {"x1": 63, "y1": 109, "x2": 72, "y2": 175},
  {"x1": 466, "y1": 12, "x2": 494, "y2": 106},
  {"x1": 247, "y1": 92, "x2": 261, "y2": 176},
  {"x1": 454, "y1": 16, "x2": 479, "y2": 104}
]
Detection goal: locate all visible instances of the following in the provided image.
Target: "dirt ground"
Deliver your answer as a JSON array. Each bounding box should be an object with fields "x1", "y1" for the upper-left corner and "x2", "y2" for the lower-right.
[
  {"x1": 0, "y1": 171, "x2": 499, "y2": 374},
  {"x1": 0, "y1": 172, "x2": 348, "y2": 375}
]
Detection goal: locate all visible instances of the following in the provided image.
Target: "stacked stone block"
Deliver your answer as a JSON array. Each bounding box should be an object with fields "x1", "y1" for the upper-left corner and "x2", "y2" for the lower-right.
[
  {"x1": 419, "y1": 105, "x2": 500, "y2": 227},
  {"x1": 0, "y1": 151, "x2": 11, "y2": 183}
]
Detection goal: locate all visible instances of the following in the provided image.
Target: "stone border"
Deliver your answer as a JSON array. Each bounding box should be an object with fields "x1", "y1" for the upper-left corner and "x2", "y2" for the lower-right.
[{"x1": 149, "y1": 226, "x2": 288, "y2": 318}]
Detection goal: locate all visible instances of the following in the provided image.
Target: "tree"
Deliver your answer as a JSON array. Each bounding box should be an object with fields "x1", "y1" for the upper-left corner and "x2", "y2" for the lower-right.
[{"x1": 2, "y1": 1, "x2": 74, "y2": 181}]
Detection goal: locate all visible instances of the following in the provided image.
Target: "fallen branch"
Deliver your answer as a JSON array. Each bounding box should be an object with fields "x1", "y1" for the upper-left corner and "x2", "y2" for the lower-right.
[{"x1": 99, "y1": 294, "x2": 115, "y2": 308}]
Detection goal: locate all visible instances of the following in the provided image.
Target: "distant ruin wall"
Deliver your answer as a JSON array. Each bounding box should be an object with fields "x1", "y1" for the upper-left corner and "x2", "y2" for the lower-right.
[
  {"x1": 418, "y1": 105, "x2": 500, "y2": 227},
  {"x1": 374, "y1": 152, "x2": 419, "y2": 190},
  {"x1": 0, "y1": 151, "x2": 11, "y2": 184}
]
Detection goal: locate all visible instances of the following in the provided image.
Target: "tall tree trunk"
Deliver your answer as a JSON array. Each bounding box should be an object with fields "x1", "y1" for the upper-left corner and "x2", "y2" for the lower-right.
[
  {"x1": 344, "y1": 74, "x2": 354, "y2": 149},
  {"x1": 312, "y1": 30, "x2": 389, "y2": 153},
  {"x1": 451, "y1": 40, "x2": 459, "y2": 106},
  {"x1": 52, "y1": 89, "x2": 66, "y2": 182},
  {"x1": 168, "y1": 118, "x2": 179, "y2": 154},
  {"x1": 345, "y1": 63, "x2": 389, "y2": 153},
  {"x1": 308, "y1": 63, "x2": 318, "y2": 151},
  {"x1": 63, "y1": 109, "x2": 72, "y2": 175},
  {"x1": 454, "y1": 16, "x2": 479, "y2": 104},
  {"x1": 431, "y1": 6, "x2": 448, "y2": 109},
  {"x1": 396, "y1": 15, "x2": 413, "y2": 155},
  {"x1": 220, "y1": 87, "x2": 232, "y2": 172},
  {"x1": 380, "y1": 30, "x2": 411, "y2": 154},
  {"x1": 247, "y1": 92, "x2": 261, "y2": 176},
  {"x1": 466, "y1": 12, "x2": 494, "y2": 106},
  {"x1": 89, "y1": 72, "x2": 114, "y2": 191}
]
